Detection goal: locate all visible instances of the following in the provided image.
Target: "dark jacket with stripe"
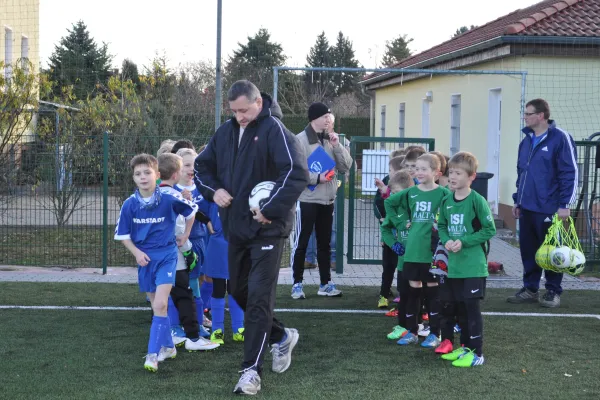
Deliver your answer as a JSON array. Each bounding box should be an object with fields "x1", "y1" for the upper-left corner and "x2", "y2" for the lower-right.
[
  {"x1": 512, "y1": 120, "x2": 578, "y2": 214},
  {"x1": 194, "y1": 93, "x2": 308, "y2": 244}
]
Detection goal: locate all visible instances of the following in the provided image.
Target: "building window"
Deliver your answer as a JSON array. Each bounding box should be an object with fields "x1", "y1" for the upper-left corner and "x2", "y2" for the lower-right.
[
  {"x1": 398, "y1": 103, "x2": 405, "y2": 138},
  {"x1": 380, "y1": 105, "x2": 386, "y2": 137},
  {"x1": 21, "y1": 35, "x2": 29, "y2": 71},
  {"x1": 450, "y1": 95, "x2": 461, "y2": 156},
  {"x1": 5, "y1": 27, "x2": 13, "y2": 81}
]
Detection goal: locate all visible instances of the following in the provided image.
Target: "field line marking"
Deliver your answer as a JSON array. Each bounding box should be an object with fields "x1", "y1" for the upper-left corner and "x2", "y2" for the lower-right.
[{"x1": 0, "y1": 305, "x2": 599, "y2": 319}]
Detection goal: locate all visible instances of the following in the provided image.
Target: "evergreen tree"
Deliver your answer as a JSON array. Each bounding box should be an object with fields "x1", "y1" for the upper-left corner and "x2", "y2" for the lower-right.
[
  {"x1": 453, "y1": 25, "x2": 477, "y2": 38},
  {"x1": 224, "y1": 28, "x2": 287, "y2": 93},
  {"x1": 304, "y1": 31, "x2": 334, "y2": 97},
  {"x1": 47, "y1": 21, "x2": 113, "y2": 100},
  {"x1": 381, "y1": 34, "x2": 413, "y2": 66},
  {"x1": 331, "y1": 31, "x2": 361, "y2": 95}
]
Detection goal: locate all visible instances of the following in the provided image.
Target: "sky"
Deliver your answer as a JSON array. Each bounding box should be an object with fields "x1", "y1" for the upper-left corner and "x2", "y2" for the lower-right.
[{"x1": 39, "y1": 0, "x2": 542, "y2": 71}]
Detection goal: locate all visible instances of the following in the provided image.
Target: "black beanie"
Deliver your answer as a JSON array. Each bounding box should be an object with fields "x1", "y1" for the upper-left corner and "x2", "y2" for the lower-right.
[{"x1": 308, "y1": 102, "x2": 331, "y2": 122}]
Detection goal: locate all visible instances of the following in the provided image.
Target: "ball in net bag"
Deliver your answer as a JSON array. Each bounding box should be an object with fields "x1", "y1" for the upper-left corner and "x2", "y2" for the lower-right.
[
  {"x1": 535, "y1": 244, "x2": 555, "y2": 268},
  {"x1": 550, "y1": 246, "x2": 572, "y2": 269},
  {"x1": 249, "y1": 181, "x2": 276, "y2": 210}
]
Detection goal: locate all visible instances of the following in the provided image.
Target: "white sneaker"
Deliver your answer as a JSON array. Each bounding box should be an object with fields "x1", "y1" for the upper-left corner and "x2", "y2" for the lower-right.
[
  {"x1": 185, "y1": 337, "x2": 220, "y2": 351},
  {"x1": 172, "y1": 335, "x2": 187, "y2": 347},
  {"x1": 291, "y1": 283, "x2": 306, "y2": 299},
  {"x1": 203, "y1": 315, "x2": 212, "y2": 329},
  {"x1": 418, "y1": 324, "x2": 430, "y2": 337},
  {"x1": 233, "y1": 368, "x2": 261, "y2": 395},
  {"x1": 317, "y1": 282, "x2": 342, "y2": 297},
  {"x1": 271, "y1": 328, "x2": 299, "y2": 373},
  {"x1": 144, "y1": 353, "x2": 158, "y2": 372},
  {"x1": 157, "y1": 346, "x2": 177, "y2": 362}
]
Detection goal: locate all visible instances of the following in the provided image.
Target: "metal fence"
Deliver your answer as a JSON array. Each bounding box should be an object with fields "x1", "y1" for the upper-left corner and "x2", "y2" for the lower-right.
[{"x1": 347, "y1": 137, "x2": 435, "y2": 264}]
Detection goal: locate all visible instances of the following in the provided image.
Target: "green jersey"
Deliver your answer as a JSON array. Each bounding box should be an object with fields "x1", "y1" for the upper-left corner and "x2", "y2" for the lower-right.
[
  {"x1": 438, "y1": 190, "x2": 496, "y2": 278},
  {"x1": 387, "y1": 185, "x2": 451, "y2": 263},
  {"x1": 380, "y1": 207, "x2": 410, "y2": 271}
]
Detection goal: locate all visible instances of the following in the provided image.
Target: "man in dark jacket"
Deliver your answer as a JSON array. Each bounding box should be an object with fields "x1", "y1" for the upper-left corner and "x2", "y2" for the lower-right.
[
  {"x1": 508, "y1": 98, "x2": 578, "y2": 308},
  {"x1": 194, "y1": 80, "x2": 308, "y2": 395}
]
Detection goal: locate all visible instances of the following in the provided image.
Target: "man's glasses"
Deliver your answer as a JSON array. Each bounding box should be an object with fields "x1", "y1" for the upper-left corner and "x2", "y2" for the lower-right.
[{"x1": 524, "y1": 112, "x2": 539, "y2": 116}]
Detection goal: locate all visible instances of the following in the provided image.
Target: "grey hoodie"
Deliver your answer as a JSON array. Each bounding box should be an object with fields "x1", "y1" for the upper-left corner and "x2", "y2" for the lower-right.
[{"x1": 296, "y1": 123, "x2": 353, "y2": 205}]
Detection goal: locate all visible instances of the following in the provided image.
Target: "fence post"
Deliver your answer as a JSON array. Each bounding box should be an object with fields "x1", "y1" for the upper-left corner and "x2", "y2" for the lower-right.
[
  {"x1": 102, "y1": 131, "x2": 109, "y2": 275},
  {"x1": 336, "y1": 135, "x2": 348, "y2": 274}
]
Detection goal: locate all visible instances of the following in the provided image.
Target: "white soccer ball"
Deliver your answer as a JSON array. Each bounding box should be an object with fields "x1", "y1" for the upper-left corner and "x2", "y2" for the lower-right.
[
  {"x1": 550, "y1": 246, "x2": 572, "y2": 269},
  {"x1": 570, "y1": 249, "x2": 586, "y2": 268},
  {"x1": 249, "y1": 181, "x2": 276, "y2": 210}
]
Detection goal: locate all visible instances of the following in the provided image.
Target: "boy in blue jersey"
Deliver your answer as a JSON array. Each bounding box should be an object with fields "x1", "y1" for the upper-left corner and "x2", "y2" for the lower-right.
[
  {"x1": 158, "y1": 153, "x2": 219, "y2": 352},
  {"x1": 176, "y1": 148, "x2": 213, "y2": 334},
  {"x1": 114, "y1": 153, "x2": 199, "y2": 372}
]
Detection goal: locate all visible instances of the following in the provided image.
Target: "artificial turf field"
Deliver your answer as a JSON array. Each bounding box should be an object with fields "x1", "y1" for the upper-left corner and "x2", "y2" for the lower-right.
[{"x1": 0, "y1": 283, "x2": 598, "y2": 399}]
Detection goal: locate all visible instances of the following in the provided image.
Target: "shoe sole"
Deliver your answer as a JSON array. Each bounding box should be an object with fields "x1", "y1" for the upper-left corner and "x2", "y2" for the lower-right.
[
  {"x1": 272, "y1": 330, "x2": 299, "y2": 374},
  {"x1": 421, "y1": 342, "x2": 440, "y2": 349},
  {"x1": 506, "y1": 297, "x2": 538, "y2": 304},
  {"x1": 233, "y1": 385, "x2": 261, "y2": 395},
  {"x1": 317, "y1": 292, "x2": 342, "y2": 297},
  {"x1": 144, "y1": 365, "x2": 158, "y2": 372},
  {"x1": 539, "y1": 302, "x2": 560, "y2": 308},
  {"x1": 186, "y1": 345, "x2": 220, "y2": 352},
  {"x1": 291, "y1": 294, "x2": 306, "y2": 300}
]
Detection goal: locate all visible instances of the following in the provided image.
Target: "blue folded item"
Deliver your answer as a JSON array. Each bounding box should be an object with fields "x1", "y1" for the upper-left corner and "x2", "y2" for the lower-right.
[{"x1": 307, "y1": 146, "x2": 336, "y2": 191}]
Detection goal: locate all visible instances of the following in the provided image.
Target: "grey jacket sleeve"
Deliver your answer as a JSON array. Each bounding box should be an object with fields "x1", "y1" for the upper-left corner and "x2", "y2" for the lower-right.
[{"x1": 332, "y1": 141, "x2": 353, "y2": 174}]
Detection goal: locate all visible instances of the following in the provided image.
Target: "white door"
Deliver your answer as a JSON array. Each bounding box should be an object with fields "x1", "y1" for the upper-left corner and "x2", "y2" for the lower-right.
[
  {"x1": 487, "y1": 89, "x2": 502, "y2": 215},
  {"x1": 422, "y1": 100, "x2": 430, "y2": 138}
]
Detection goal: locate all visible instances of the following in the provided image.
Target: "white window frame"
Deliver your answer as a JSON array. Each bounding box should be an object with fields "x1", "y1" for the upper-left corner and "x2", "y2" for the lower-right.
[
  {"x1": 398, "y1": 103, "x2": 406, "y2": 138},
  {"x1": 450, "y1": 94, "x2": 461, "y2": 156}
]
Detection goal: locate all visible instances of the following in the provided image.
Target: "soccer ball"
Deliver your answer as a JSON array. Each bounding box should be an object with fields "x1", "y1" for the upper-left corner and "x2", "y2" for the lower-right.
[
  {"x1": 570, "y1": 249, "x2": 586, "y2": 268},
  {"x1": 535, "y1": 245, "x2": 555, "y2": 268},
  {"x1": 249, "y1": 181, "x2": 276, "y2": 210},
  {"x1": 550, "y1": 246, "x2": 572, "y2": 269}
]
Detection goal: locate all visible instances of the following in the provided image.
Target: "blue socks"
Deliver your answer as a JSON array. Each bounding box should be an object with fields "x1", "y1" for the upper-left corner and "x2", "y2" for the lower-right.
[
  {"x1": 201, "y1": 281, "x2": 213, "y2": 310},
  {"x1": 167, "y1": 296, "x2": 180, "y2": 327},
  {"x1": 229, "y1": 295, "x2": 244, "y2": 332},
  {"x1": 194, "y1": 296, "x2": 204, "y2": 326},
  {"x1": 211, "y1": 296, "x2": 225, "y2": 332},
  {"x1": 148, "y1": 315, "x2": 172, "y2": 354}
]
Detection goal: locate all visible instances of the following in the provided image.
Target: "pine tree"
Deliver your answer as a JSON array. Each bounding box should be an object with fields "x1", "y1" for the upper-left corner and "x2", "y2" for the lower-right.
[
  {"x1": 331, "y1": 31, "x2": 361, "y2": 96},
  {"x1": 453, "y1": 25, "x2": 477, "y2": 38},
  {"x1": 304, "y1": 31, "x2": 334, "y2": 97},
  {"x1": 224, "y1": 28, "x2": 287, "y2": 92},
  {"x1": 47, "y1": 21, "x2": 113, "y2": 100},
  {"x1": 381, "y1": 34, "x2": 413, "y2": 67}
]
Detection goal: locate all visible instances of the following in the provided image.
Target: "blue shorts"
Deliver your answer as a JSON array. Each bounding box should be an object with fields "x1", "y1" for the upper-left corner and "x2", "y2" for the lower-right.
[
  {"x1": 137, "y1": 247, "x2": 178, "y2": 293},
  {"x1": 189, "y1": 238, "x2": 206, "y2": 279}
]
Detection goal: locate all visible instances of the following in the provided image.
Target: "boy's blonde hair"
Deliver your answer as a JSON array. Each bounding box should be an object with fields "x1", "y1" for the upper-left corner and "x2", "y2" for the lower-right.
[
  {"x1": 130, "y1": 153, "x2": 158, "y2": 172},
  {"x1": 389, "y1": 170, "x2": 414, "y2": 191},
  {"x1": 448, "y1": 151, "x2": 479, "y2": 176},
  {"x1": 405, "y1": 147, "x2": 426, "y2": 162},
  {"x1": 405, "y1": 145, "x2": 426, "y2": 153},
  {"x1": 417, "y1": 153, "x2": 441, "y2": 172},
  {"x1": 389, "y1": 156, "x2": 405, "y2": 173},
  {"x1": 390, "y1": 148, "x2": 405, "y2": 158},
  {"x1": 429, "y1": 151, "x2": 448, "y2": 177},
  {"x1": 158, "y1": 153, "x2": 183, "y2": 181},
  {"x1": 176, "y1": 148, "x2": 198, "y2": 159}
]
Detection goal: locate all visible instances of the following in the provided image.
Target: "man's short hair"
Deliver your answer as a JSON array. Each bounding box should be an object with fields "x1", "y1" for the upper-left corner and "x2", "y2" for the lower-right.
[
  {"x1": 389, "y1": 170, "x2": 414, "y2": 190},
  {"x1": 389, "y1": 156, "x2": 405, "y2": 172},
  {"x1": 176, "y1": 148, "x2": 197, "y2": 159},
  {"x1": 405, "y1": 147, "x2": 426, "y2": 162},
  {"x1": 158, "y1": 153, "x2": 183, "y2": 180},
  {"x1": 448, "y1": 151, "x2": 479, "y2": 176},
  {"x1": 417, "y1": 153, "x2": 441, "y2": 172},
  {"x1": 157, "y1": 143, "x2": 174, "y2": 157},
  {"x1": 429, "y1": 151, "x2": 448, "y2": 177},
  {"x1": 390, "y1": 149, "x2": 405, "y2": 158},
  {"x1": 228, "y1": 80, "x2": 261, "y2": 103},
  {"x1": 526, "y1": 98, "x2": 550, "y2": 120},
  {"x1": 130, "y1": 153, "x2": 158, "y2": 172},
  {"x1": 171, "y1": 139, "x2": 195, "y2": 155}
]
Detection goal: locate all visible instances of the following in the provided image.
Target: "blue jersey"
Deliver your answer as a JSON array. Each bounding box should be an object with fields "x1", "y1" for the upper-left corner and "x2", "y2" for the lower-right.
[
  {"x1": 202, "y1": 200, "x2": 229, "y2": 279},
  {"x1": 114, "y1": 190, "x2": 198, "y2": 252},
  {"x1": 175, "y1": 183, "x2": 207, "y2": 241}
]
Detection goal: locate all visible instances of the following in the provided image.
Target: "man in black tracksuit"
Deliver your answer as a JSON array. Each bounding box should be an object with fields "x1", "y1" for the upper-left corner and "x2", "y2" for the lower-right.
[{"x1": 194, "y1": 80, "x2": 308, "y2": 395}]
